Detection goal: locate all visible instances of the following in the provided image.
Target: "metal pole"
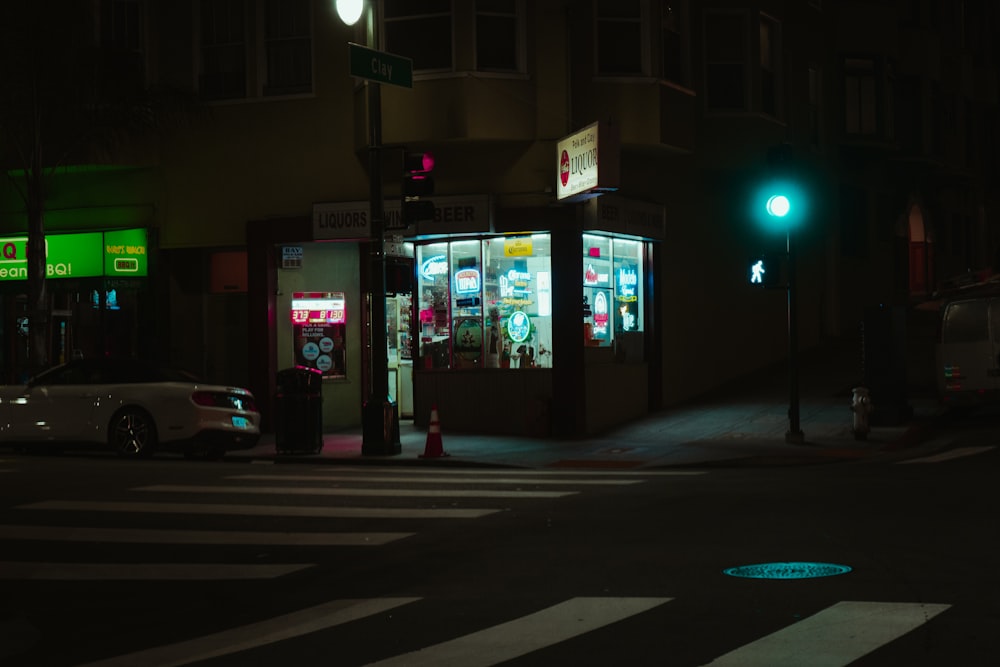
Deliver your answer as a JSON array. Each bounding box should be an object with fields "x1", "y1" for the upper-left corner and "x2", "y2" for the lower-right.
[
  {"x1": 361, "y1": 2, "x2": 400, "y2": 454},
  {"x1": 786, "y1": 227, "x2": 804, "y2": 444}
]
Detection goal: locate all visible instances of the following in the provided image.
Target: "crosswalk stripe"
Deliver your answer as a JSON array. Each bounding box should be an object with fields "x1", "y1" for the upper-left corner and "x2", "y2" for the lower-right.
[
  {"x1": 0, "y1": 524, "x2": 412, "y2": 546},
  {"x1": 705, "y1": 601, "x2": 951, "y2": 666},
  {"x1": 18, "y1": 500, "x2": 501, "y2": 519},
  {"x1": 135, "y1": 484, "x2": 576, "y2": 499},
  {"x1": 75, "y1": 597, "x2": 421, "y2": 667},
  {"x1": 229, "y1": 473, "x2": 644, "y2": 486},
  {"x1": 323, "y1": 466, "x2": 705, "y2": 476},
  {"x1": 0, "y1": 562, "x2": 312, "y2": 581},
  {"x1": 365, "y1": 597, "x2": 673, "y2": 666},
  {"x1": 897, "y1": 445, "x2": 995, "y2": 464}
]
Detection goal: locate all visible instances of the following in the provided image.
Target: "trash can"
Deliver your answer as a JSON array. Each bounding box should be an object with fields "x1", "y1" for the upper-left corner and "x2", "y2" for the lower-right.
[{"x1": 275, "y1": 366, "x2": 323, "y2": 454}]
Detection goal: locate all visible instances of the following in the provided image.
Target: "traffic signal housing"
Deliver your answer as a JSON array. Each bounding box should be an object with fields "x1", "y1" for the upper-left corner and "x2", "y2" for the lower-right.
[
  {"x1": 402, "y1": 151, "x2": 435, "y2": 225},
  {"x1": 752, "y1": 143, "x2": 809, "y2": 233}
]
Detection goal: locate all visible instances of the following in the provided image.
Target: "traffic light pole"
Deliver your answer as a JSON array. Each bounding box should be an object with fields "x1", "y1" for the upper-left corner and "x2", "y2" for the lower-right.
[
  {"x1": 786, "y1": 228, "x2": 804, "y2": 444},
  {"x1": 360, "y1": 6, "x2": 400, "y2": 455}
]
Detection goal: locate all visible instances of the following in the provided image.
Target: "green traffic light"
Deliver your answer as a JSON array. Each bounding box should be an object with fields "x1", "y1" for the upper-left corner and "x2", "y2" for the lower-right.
[{"x1": 766, "y1": 194, "x2": 791, "y2": 217}]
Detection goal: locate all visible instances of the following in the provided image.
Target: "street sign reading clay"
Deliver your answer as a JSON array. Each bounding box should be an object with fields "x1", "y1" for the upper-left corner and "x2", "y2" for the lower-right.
[{"x1": 348, "y1": 42, "x2": 413, "y2": 89}]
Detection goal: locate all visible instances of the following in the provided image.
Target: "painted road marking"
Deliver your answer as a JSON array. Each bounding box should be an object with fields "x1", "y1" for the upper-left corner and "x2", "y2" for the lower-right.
[
  {"x1": 0, "y1": 562, "x2": 312, "y2": 581},
  {"x1": 0, "y1": 524, "x2": 412, "y2": 546},
  {"x1": 897, "y1": 446, "x2": 996, "y2": 464},
  {"x1": 366, "y1": 597, "x2": 673, "y2": 666},
  {"x1": 230, "y1": 473, "x2": 644, "y2": 486},
  {"x1": 135, "y1": 484, "x2": 576, "y2": 499},
  {"x1": 706, "y1": 601, "x2": 951, "y2": 666},
  {"x1": 76, "y1": 597, "x2": 420, "y2": 667},
  {"x1": 324, "y1": 466, "x2": 706, "y2": 476},
  {"x1": 18, "y1": 500, "x2": 501, "y2": 520}
]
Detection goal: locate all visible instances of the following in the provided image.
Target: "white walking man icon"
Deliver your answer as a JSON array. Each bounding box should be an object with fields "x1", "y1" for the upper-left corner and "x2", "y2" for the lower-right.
[{"x1": 751, "y1": 259, "x2": 765, "y2": 284}]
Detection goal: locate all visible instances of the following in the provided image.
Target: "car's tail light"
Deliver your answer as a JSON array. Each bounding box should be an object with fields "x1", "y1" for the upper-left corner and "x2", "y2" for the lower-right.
[{"x1": 192, "y1": 391, "x2": 257, "y2": 412}]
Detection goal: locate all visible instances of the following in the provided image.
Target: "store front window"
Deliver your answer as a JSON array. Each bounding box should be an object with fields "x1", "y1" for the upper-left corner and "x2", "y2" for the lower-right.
[
  {"x1": 583, "y1": 234, "x2": 645, "y2": 347},
  {"x1": 416, "y1": 235, "x2": 552, "y2": 370}
]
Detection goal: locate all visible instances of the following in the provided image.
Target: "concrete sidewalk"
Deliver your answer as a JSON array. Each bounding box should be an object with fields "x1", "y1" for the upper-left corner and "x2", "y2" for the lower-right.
[{"x1": 229, "y1": 335, "x2": 949, "y2": 469}]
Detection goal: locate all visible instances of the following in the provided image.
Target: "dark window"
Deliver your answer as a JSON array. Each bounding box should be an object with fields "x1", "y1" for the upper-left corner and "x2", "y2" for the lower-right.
[
  {"x1": 597, "y1": 0, "x2": 643, "y2": 75},
  {"x1": 759, "y1": 16, "x2": 778, "y2": 116},
  {"x1": 661, "y1": 1, "x2": 689, "y2": 85},
  {"x1": 101, "y1": 0, "x2": 143, "y2": 52},
  {"x1": 943, "y1": 301, "x2": 989, "y2": 344},
  {"x1": 705, "y1": 12, "x2": 746, "y2": 110},
  {"x1": 200, "y1": 0, "x2": 247, "y2": 100},
  {"x1": 263, "y1": 0, "x2": 312, "y2": 96},
  {"x1": 476, "y1": 0, "x2": 518, "y2": 72},
  {"x1": 808, "y1": 67, "x2": 821, "y2": 146},
  {"x1": 100, "y1": 0, "x2": 146, "y2": 84},
  {"x1": 845, "y1": 58, "x2": 876, "y2": 135},
  {"x1": 384, "y1": 0, "x2": 452, "y2": 71}
]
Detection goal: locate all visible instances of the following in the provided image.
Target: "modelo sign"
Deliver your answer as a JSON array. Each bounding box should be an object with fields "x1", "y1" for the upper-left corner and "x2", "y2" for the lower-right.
[
  {"x1": 0, "y1": 228, "x2": 148, "y2": 281},
  {"x1": 556, "y1": 121, "x2": 620, "y2": 202}
]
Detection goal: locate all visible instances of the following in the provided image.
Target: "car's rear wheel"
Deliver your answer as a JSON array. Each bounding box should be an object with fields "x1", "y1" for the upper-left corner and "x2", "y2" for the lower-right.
[{"x1": 109, "y1": 408, "x2": 157, "y2": 458}]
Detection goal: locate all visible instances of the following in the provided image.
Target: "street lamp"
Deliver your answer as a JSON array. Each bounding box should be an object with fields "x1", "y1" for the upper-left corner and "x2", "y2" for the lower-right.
[
  {"x1": 765, "y1": 184, "x2": 805, "y2": 445},
  {"x1": 336, "y1": 0, "x2": 400, "y2": 455}
]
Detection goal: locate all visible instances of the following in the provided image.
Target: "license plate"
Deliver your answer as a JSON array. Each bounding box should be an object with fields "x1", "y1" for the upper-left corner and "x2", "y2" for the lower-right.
[{"x1": 232, "y1": 416, "x2": 250, "y2": 429}]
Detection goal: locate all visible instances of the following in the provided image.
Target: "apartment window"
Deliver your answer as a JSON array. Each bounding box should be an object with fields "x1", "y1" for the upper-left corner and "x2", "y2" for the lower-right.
[
  {"x1": 844, "y1": 58, "x2": 876, "y2": 135},
  {"x1": 263, "y1": 0, "x2": 311, "y2": 96},
  {"x1": 705, "y1": 11, "x2": 747, "y2": 110},
  {"x1": 476, "y1": 1, "x2": 520, "y2": 72},
  {"x1": 385, "y1": 0, "x2": 453, "y2": 71},
  {"x1": 101, "y1": 0, "x2": 143, "y2": 52},
  {"x1": 596, "y1": 0, "x2": 645, "y2": 76},
  {"x1": 808, "y1": 67, "x2": 821, "y2": 146},
  {"x1": 759, "y1": 15, "x2": 779, "y2": 116},
  {"x1": 661, "y1": 1, "x2": 689, "y2": 85},
  {"x1": 100, "y1": 0, "x2": 146, "y2": 84},
  {"x1": 200, "y1": 0, "x2": 247, "y2": 100}
]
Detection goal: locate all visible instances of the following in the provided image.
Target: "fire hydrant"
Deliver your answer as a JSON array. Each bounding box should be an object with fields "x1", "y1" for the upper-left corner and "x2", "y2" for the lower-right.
[{"x1": 851, "y1": 386, "x2": 873, "y2": 440}]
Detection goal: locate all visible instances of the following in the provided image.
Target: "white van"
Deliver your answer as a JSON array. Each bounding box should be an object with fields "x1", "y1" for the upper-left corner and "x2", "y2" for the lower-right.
[{"x1": 936, "y1": 295, "x2": 1000, "y2": 404}]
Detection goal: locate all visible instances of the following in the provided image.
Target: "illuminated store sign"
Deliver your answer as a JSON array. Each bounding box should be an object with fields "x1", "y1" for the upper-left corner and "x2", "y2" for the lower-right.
[
  {"x1": 499, "y1": 267, "x2": 533, "y2": 306},
  {"x1": 556, "y1": 121, "x2": 620, "y2": 202},
  {"x1": 617, "y1": 265, "x2": 638, "y2": 301},
  {"x1": 0, "y1": 229, "x2": 148, "y2": 281},
  {"x1": 420, "y1": 254, "x2": 448, "y2": 280},
  {"x1": 593, "y1": 291, "x2": 609, "y2": 336},
  {"x1": 291, "y1": 292, "x2": 346, "y2": 324},
  {"x1": 507, "y1": 311, "x2": 531, "y2": 343},
  {"x1": 504, "y1": 237, "x2": 532, "y2": 257},
  {"x1": 583, "y1": 263, "x2": 609, "y2": 286},
  {"x1": 454, "y1": 268, "x2": 481, "y2": 294}
]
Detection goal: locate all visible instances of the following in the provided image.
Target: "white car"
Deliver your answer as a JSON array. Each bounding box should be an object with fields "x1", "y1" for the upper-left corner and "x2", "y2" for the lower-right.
[{"x1": 0, "y1": 357, "x2": 260, "y2": 458}]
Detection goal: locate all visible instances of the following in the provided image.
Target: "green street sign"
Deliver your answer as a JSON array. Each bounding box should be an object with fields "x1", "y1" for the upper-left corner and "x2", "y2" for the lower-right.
[{"x1": 348, "y1": 42, "x2": 413, "y2": 89}]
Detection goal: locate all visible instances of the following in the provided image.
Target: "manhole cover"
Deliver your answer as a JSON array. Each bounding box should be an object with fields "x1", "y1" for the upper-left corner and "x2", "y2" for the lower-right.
[{"x1": 723, "y1": 562, "x2": 852, "y2": 580}]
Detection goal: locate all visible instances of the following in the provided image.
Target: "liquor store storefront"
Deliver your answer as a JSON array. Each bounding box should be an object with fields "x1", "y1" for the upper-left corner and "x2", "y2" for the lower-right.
[
  {"x1": 405, "y1": 194, "x2": 664, "y2": 437},
  {"x1": 251, "y1": 193, "x2": 664, "y2": 439}
]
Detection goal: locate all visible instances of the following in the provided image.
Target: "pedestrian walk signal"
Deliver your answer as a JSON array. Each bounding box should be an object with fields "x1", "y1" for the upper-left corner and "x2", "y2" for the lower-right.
[{"x1": 748, "y1": 255, "x2": 784, "y2": 288}]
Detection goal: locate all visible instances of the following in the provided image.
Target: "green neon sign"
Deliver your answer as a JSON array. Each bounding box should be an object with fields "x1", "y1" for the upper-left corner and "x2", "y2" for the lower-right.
[
  {"x1": 104, "y1": 228, "x2": 148, "y2": 277},
  {"x1": 0, "y1": 229, "x2": 148, "y2": 281}
]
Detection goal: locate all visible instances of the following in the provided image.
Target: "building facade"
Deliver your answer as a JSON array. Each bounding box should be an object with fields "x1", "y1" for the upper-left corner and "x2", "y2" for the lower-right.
[{"x1": 2, "y1": 0, "x2": 999, "y2": 437}]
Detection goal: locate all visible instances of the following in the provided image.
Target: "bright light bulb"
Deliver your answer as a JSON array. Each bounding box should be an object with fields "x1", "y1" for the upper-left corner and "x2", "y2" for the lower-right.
[
  {"x1": 766, "y1": 194, "x2": 791, "y2": 218},
  {"x1": 335, "y1": 0, "x2": 364, "y2": 26}
]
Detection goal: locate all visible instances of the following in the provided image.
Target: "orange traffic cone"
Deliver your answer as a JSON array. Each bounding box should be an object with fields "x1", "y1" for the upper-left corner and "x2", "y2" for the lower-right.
[{"x1": 419, "y1": 405, "x2": 448, "y2": 458}]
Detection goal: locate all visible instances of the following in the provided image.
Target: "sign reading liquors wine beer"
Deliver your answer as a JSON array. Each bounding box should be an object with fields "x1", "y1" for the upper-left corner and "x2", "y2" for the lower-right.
[{"x1": 556, "y1": 121, "x2": 620, "y2": 202}]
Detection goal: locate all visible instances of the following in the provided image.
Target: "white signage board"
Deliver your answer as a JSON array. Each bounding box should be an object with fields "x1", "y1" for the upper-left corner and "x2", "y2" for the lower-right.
[{"x1": 556, "y1": 121, "x2": 620, "y2": 202}]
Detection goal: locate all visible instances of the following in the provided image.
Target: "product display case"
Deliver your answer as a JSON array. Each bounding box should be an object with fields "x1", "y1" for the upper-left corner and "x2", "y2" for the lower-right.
[{"x1": 387, "y1": 294, "x2": 413, "y2": 417}]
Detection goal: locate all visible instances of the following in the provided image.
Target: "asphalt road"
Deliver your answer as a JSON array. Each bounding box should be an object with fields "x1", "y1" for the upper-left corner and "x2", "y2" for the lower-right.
[{"x1": 0, "y1": 419, "x2": 997, "y2": 666}]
